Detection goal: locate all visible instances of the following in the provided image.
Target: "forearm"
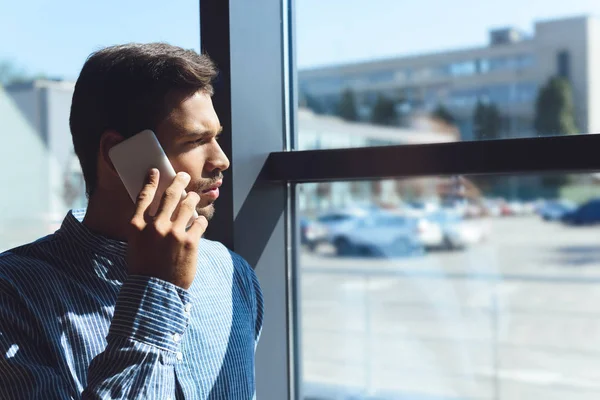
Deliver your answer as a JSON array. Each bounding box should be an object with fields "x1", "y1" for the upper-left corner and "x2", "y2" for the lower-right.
[{"x1": 83, "y1": 275, "x2": 191, "y2": 399}]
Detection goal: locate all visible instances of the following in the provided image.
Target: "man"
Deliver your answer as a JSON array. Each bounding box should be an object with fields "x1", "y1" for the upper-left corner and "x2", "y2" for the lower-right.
[{"x1": 0, "y1": 43, "x2": 263, "y2": 399}]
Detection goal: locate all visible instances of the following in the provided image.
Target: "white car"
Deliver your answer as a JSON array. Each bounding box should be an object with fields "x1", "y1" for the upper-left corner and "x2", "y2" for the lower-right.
[
  {"x1": 427, "y1": 211, "x2": 489, "y2": 249},
  {"x1": 390, "y1": 207, "x2": 444, "y2": 250},
  {"x1": 415, "y1": 217, "x2": 445, "y2": 249},
  {"x1": 317, "y1": 209, "x2": 424, "y2": 257}
]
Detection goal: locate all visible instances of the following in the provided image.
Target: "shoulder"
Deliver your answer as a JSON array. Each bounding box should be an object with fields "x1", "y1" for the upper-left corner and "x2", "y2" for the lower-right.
[
  {"x1": 0, "y1": 234, "x2": 63, "y2": 291},
  {"x1": 198, "y1": 238, "x2": 262, "y2": 299},
  {"x1": 198, "y1": 238, "x2": 254, "y2": 273}
]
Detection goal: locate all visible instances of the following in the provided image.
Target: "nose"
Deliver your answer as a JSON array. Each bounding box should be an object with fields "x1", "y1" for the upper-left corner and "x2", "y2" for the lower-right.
[{"x1": 205, "y1": 141, "x2": 230, "y2": 173}]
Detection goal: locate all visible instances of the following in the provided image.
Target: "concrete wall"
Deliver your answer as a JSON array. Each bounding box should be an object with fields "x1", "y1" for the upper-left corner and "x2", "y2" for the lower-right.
[
  {"x1": 4, "y1": 87, "x2": 45, "y2": 142},
  {"x1": 3, "y1": 80, "x2": 84, "y2": 243},
  {"x1": 0, "y1": 86, "x2": 58, "y2": 251},
  {"x1": 45, "y1": 83, "x2": 81, "y2": 214}
]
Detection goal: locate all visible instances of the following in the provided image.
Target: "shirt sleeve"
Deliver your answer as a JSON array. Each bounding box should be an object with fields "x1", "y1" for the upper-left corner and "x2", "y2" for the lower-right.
[
  {"x1": 0, "y1": 274, "x2": 192, "y2": 399},
  {"x1": 84, "y1": 275, "x2": 192, "y2": 399}
]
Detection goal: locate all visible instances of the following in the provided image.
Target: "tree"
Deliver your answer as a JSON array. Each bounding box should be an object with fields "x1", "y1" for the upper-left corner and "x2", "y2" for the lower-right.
[
  {"x1": 300, "y1": 91, "x2": 325, "y2": 114},
  {"x1": 0, "y1": 60, "x2": 27, "y2": 85},
  {"x1": 534, "y1": 77, "x2": 577, "y2": 190},
  {"x1": 0, "y1": 59, "x2": 48, "y2": 86},
  {"x1": 534, "y1": 77, "x2": 578, "y2": 136},
  {"x1": 473, "y1": 101, "x2": 501, "y2": 140},
  {"x1": 432, "y1": 104, "x2": 455, "y2": 125},
  {"x1": 371, "y1": 94, "x2": 397, "y2": 126},
  {"x1": 337, "y1": 88, "x2": 359, "y2": 121}
]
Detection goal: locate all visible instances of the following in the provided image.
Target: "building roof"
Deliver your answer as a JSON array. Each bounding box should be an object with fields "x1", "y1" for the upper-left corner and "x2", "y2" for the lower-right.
[
  {"x1": 298, "y1": 108, "x2": 458, "y2": 145},
  {"x1": 5, "y1": 79, "x2": 75, "y2": 92}
]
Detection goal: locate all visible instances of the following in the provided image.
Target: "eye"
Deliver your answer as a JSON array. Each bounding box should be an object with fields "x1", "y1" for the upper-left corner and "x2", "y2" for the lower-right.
[
  {"x1": 188, "y1": 137, "x2": 209, "y2": 146},
  {"x1": 187, "y1": 133, "x2": 221, "y2": 147}
]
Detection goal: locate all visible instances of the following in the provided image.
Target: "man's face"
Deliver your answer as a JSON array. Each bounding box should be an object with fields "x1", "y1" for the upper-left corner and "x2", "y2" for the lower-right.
[{"x1": 154, "y1": 90, "x2": 229, "y2": 220}]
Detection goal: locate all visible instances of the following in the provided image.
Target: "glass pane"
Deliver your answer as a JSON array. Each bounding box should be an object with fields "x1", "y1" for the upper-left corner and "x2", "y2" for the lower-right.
[
  {"x1": 297, "y1": 1, "x2": 599, "y2": 150},
  {"x1": 298, "y1": 172, "x2": 600, "y2": 399},
  {"x1": 0, "y1": 1, "x2": 199, "y2": 251}
]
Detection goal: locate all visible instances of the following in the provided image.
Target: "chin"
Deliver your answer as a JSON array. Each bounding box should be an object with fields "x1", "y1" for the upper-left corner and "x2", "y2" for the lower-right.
[{"x1": 196, "y1": 203, "x2": 215, "y2": 220}]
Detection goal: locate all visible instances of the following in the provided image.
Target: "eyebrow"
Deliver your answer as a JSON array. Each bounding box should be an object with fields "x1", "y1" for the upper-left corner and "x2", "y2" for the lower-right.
[{"x1": 179, "y1": 126, "x2": 223, "y2": 138}]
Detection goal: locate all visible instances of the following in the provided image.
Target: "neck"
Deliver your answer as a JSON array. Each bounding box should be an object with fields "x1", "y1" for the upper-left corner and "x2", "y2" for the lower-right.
[{"x1": 83, "y1": 188, "x2": 135, "y2": 242}]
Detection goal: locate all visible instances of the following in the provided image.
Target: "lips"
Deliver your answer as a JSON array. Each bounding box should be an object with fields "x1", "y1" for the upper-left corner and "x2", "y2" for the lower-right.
[
  {"x1": 202, "y1": 180, "x2": 222, "y2": 193},
  {"x1": 201, "y1": 180, "x2": 222, "y2": 200}
]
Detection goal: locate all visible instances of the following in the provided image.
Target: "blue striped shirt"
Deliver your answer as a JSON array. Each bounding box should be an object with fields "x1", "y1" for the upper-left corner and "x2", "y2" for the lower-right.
[{"x1": 0, "y1": 209, "x2": 263, "y2": 399}]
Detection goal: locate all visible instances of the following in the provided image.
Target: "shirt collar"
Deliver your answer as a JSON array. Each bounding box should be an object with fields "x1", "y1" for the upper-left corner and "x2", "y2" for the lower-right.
[{"x1": 58, "y1": 208, "x2": 128, "y2": 259}]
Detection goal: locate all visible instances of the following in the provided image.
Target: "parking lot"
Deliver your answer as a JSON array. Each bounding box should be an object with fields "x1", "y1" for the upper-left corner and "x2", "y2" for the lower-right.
[{"x1": 300, "y1": 216, "x2": 600, "y2": 400}]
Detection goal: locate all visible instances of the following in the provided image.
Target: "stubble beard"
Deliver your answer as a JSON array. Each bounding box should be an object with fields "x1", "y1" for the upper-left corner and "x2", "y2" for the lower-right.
[{"x1": 196, "y1": 203, "x2": 215, "y2": 221}]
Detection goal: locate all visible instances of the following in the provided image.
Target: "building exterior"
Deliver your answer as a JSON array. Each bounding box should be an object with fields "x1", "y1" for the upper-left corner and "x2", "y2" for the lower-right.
[
  {"x1": 299, "y1": 16, "x2": 600, "y2": 140},
  {"x1": 4, "y1": 79, "x2": 86, "y2": 245},
  {"x1": 297, "y1": 108, "x2": 458, "y2": 214},
  {"x1": 0, "y1": 85, "x2": 68, "y2": 251}
]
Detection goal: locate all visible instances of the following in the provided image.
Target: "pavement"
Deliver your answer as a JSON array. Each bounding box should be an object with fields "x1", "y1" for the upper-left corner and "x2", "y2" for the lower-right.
[{"x1": 300, "y1": 216, "x2": 600, "y2": 400}]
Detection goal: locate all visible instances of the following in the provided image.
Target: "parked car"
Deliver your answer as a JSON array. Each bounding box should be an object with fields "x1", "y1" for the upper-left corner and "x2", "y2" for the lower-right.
[
  {"x1": 299, "y1": 217, "x2": 328, "y2": 251},
  {"x1": 316, "y1": 208, "x2": 370, "y2": 241},
  {"x1": 500, "y1": 201, "x2": 514, "y2": 217},
  {"x1": 326, "y1": 212, "x2": 423, "y2": 257},
  {"x1": 561, "y1": 198, "x2": 600, "y2": 225},
  {"x1": 427, "y1": 211, "x2": 487, "y2": 250},
  {"x1": 392, "y1": 207, "x2": 444, "y2": 250},
  {"x1": 482, "y1": 199, "x2": 502, "y2": 218},
  {"x1": 537, "y1": 200, "x2": 576, "y2": 221},
  {"x1": 507, "y1": 201, "x2": 526, "y2": 216},
  {"x1": 415, "y1": 216, "x2": 445, "y2": 250}
]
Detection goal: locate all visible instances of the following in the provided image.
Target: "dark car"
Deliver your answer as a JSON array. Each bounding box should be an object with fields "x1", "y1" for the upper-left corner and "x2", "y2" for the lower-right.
[
  {"x1": 561, "y1": 199, "x2": 600, "y2": 225},
  {"x1": 538, "y1": 200, "x2": 576, "y2": 221}
]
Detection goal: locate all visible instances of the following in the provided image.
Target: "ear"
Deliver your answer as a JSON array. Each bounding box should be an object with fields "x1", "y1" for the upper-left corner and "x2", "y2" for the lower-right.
[{"x1": 97, "y1": 130, "x2": 125, "y2": 180}]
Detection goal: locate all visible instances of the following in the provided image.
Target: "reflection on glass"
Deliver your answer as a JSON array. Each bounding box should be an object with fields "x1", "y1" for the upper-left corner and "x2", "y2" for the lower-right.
[
  {"x1": 0, "y1": 1, "x2": 199, "y2": 251},
  {"x1": 298, "y1": 2, "x2": 598, "y2": 148},
  {"x1": 299, "y1": 173, "x2": 600, "y2": 399}
]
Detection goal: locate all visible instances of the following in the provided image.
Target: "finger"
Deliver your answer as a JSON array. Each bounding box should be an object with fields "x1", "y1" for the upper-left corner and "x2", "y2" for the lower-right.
[
  {"x1": 186, "y1": 214, "x2": 208, "y2": 240},
  {"x1": 132, "y1": 168, "x2": 159, "y2": 225},
  {"x1": 173, "y1": 192, "x2": 201, "y2": 231},
  {"x1": 155, "y1": 172, "x2": 191, "y2": 223}
]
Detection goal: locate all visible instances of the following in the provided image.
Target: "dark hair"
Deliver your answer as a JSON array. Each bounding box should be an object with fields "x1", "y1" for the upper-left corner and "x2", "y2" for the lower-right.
[{"x1": 69, "y1": 42, "x2": 217, "y2": 196}]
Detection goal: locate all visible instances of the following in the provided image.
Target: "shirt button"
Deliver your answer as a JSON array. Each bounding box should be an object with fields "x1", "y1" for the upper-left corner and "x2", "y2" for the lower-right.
[
  {"x1": 184, "y1": 303, "x2": 192, "y2": 313},
  {"x1": 173, "y1": 333, "x2": 181, "y2": 343},
  {"x1": 176, "y1": 352, "x2": 183, "y2": 362}
]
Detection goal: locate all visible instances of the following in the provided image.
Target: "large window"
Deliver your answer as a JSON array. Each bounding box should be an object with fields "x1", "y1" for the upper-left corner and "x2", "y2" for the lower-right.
[
  {"x1": 199, "y1": 2, "x2": 600, "y2": 397},
  {"x1": 285, "y1": 2, "x2": 600, "y2": 398},
  {"x1": 299, "y1": 174, "x2": 600, "y2": 399},
  {"x1": 196, "y1": 1, "x2": 600, "y2": 400},
  {"x1": 0, "y1": 0, "x2": 200, "y2": 252},
  {"x1": 297, "y1": 1, "x2": 600, "y2": 148}
]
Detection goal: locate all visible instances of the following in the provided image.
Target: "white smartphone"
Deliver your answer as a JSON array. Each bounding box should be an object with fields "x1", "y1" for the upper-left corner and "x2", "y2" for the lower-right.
[{"x1": 108, "y1": 129, "x2": 199, "y2": 226}]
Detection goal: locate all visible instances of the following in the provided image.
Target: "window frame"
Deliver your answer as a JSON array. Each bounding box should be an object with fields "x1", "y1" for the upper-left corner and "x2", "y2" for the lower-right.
[{"x1": 200, "y1": 1, "x2": 600, "y2": 399}]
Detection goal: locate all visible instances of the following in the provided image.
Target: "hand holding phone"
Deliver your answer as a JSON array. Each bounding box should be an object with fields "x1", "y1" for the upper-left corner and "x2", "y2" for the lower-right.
[
  {"x1": 108, "y1": 129, "x2": 199, "y2": 227},
  {"x1": 125, "y1": 169, "x2": 207, "y2": 289}
]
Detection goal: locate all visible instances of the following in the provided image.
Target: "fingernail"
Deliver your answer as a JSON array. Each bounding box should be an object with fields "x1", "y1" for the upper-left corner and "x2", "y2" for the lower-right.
[
  {"x1": 149, "y1": 168, "x2": 158, "y2": 178},
  {"x1": 178, "y1": 172, "x2": 190, "y2": 181}
]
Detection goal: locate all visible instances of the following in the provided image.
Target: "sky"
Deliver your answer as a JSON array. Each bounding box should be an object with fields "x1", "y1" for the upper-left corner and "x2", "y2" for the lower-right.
[{"x1": 1, "y1": 0, "x2": 600, "y2": 79}]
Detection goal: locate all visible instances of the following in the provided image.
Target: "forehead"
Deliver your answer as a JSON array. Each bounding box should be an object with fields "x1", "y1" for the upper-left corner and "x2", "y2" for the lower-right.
[{"x1": 156, "y1": 90, "x2": 220, "y2": 139}]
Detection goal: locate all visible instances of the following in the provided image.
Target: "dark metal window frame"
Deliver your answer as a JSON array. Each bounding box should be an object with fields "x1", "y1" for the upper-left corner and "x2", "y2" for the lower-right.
[
  {"x1": 265, "y1": 134, "x2": 600, "y2": 183},
  {"x1": 200, "y1": 1, "x2": 600, "y2": 400}
]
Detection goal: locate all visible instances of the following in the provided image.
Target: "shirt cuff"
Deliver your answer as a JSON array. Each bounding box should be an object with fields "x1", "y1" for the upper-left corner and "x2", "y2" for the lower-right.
[{"x1": 108, "y1": 275, "x2": 192, "y2": 353}]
